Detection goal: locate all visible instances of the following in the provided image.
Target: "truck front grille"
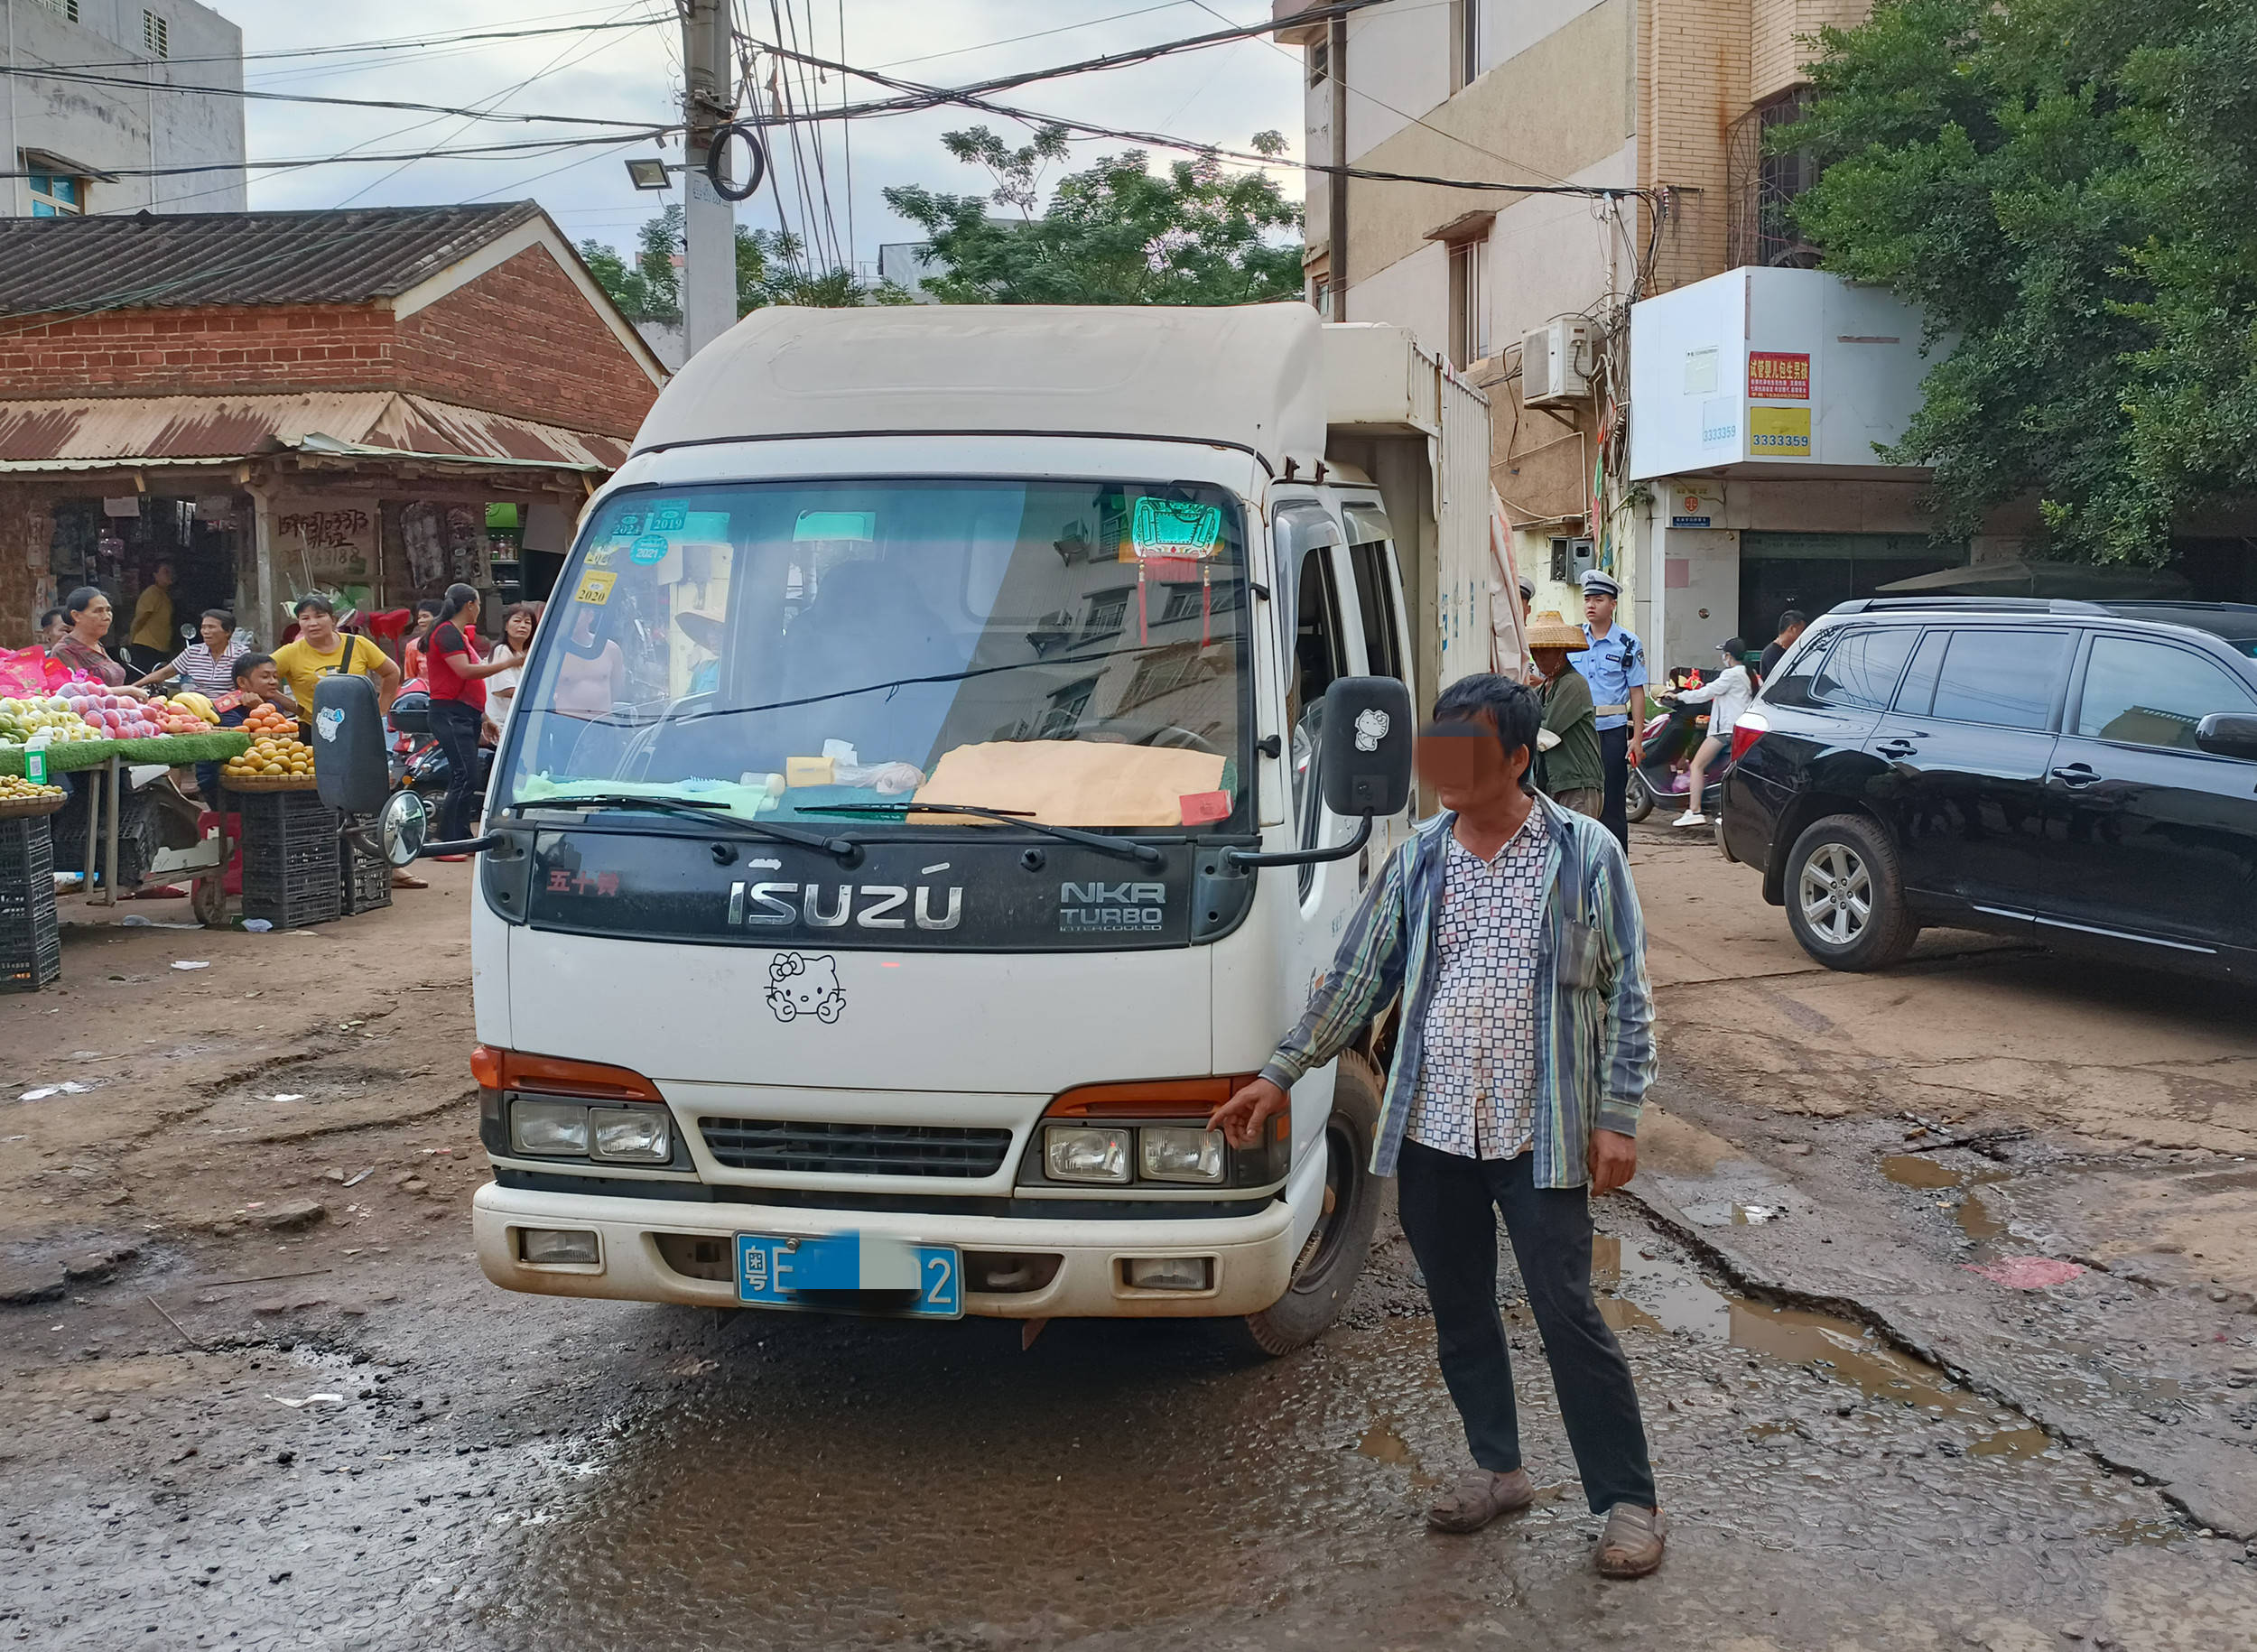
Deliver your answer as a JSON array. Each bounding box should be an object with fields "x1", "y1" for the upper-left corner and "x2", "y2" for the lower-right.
[{"x1": 696, "y1": 1118, "x2": 1014, "y2": 1178}]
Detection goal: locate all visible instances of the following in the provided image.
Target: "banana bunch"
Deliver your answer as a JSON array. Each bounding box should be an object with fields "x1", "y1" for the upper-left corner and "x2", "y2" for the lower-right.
[{"x1": 169, "y1": 691, "x2": 221, "y2": 725}]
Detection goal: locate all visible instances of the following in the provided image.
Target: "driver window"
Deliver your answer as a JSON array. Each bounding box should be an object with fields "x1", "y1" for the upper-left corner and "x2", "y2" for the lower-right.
[{"x1": 1291, "y1": 548, "x2": 1349, "y2": 884}]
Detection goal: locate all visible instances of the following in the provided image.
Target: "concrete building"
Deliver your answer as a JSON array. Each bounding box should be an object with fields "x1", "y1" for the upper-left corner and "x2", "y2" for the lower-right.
[
  {"x1": 0, "y1": 203, "x2": 667, "y2": 645},
  {"x1": 1275, "y1": 0, "x2": 1996, "y2": 675},
  {"x1": 4, "y1": 0, "x2": 248, "y2": 218}
]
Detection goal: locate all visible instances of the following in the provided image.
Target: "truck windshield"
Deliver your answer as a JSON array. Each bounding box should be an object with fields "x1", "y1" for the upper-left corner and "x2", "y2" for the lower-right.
[{"x1": 495, "y1": 478, "x2": 1253, "y2": 831}]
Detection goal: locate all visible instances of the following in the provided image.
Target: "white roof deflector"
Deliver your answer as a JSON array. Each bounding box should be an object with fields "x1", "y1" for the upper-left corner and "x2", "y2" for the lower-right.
[{"x1": 632, "y1": 302, "x2": 1328, "y2": 476}]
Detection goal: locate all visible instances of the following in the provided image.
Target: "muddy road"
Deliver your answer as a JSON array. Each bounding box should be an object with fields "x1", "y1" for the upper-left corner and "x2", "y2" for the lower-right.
[{"x1": 6, "y1": 843, "x2": 2257, "y2": 1648}]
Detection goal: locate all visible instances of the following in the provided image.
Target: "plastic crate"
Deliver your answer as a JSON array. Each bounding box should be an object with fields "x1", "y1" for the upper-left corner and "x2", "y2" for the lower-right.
[
  {"x1": 235, "y1": 790, "x2": 340, "y2": 929},
  {"x1": 0, "y1": 816, "x2": 62, "y2": 992},
  {"x1": 339, "y1": 817, "x2": 392, "y2": 916}
]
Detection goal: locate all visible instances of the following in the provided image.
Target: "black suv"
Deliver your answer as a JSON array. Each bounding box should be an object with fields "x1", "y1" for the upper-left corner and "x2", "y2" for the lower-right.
[{"x1": 1720, "y1": 599, "x2": 2257, "y2": 975}]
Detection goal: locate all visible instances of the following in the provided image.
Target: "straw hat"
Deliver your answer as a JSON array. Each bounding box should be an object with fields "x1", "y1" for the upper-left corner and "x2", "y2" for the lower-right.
[{"x1": 1525, "y1": 610, "x2": 1588, "y2": 653}]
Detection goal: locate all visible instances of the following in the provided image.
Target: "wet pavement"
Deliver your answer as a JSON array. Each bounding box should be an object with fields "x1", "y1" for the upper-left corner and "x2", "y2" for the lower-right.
[{"x1": 6, "y1": 1201, "x2": 2255, "y2": 1651}]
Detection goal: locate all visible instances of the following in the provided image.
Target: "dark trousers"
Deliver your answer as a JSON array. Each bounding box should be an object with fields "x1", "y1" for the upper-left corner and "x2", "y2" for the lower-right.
[
  {"x1": 1397, "y1": 1138, "x2": 1657, "y2": 1515},
  {"x1": 1599, "y1": 725, "x2": 1630, "y2": 849},
  {"x1": 428, "y1": 698, "x2": 482, "y2": 843}
]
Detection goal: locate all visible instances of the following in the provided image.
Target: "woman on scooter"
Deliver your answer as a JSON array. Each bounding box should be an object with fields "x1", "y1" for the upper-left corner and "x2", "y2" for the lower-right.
[{"x1": 1669, "y1": 638, "x2": 1754, "y2": 828}]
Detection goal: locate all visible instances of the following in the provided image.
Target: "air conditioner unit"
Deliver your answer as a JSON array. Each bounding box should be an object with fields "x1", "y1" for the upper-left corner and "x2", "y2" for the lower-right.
[{"x1": 1521, "y1": 319, "x2": 1594, "y2": 407}]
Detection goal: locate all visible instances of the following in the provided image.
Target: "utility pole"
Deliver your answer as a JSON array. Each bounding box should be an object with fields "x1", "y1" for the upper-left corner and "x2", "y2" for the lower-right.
[{"x1": 680, "y1": 0, "x2": 737, "y2": 357}]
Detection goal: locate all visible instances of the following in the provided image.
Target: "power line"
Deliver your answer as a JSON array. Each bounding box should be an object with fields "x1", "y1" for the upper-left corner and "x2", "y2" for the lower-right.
[
  {"x1": 36, "y1": 9, "x2": 660, "y2": 73},
  {"x1": 0, "y1": 60, "x2": 664, "y2": 130},
  {"x1": 737, "y1": 33, "x2": 1650, "y2": 201},
  {"x1": 868, "y1": 2, "x2": 1203, "y2": 73},
  {"x1": 334, "y1": 2, "x2": 664, "y2": 209},
  {"x1": 0, "y1": 131, "x2": 667, "y2": 184}
]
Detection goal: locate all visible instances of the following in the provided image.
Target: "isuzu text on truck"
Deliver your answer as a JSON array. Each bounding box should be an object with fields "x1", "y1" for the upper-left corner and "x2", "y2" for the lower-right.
[{"x1": 346, "y1": 303, "x2": 1497, "y2": 1352}]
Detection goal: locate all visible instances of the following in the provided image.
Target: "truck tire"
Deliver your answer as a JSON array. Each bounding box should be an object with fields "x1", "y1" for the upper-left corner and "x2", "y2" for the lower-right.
[
  {"x1": 1227, "y1": 1053, "x2": 1383, "y2": 1358},
  {"x1": 1624, "y1": 768, "x2": 1654, "y2": 824},
  {"x1": 1783, "y1": 813, "x2": 1918, "y2": 971}
]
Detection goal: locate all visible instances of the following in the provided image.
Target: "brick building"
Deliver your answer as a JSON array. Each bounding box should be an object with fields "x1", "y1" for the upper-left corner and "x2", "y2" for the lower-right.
[
  {"x1": 0, "y1": 202, "x2": 667, "y2": 647},
  {"x1": 1277, "y1": 0, "x2": 1999, "y2": 673}
]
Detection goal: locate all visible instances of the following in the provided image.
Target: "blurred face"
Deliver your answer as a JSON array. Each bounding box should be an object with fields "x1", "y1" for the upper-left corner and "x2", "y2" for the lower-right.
[
  {"x1": 1584, "y1": 591, "x2": 1616, "y2": 630},
  {"x1": 1530, "y1": 645, "x2": 1573, "y2": 682},
  {"x1": 241, "y1": 661, "x2": 281, "y2": 699},
  {"x1": 506, "y1": 609, "x2": 534, "y2": 648},
  {"x1": 459, "y1": 596, "x2": 480, "y2": 630},
  {"x1": 1781, "y1": 620, "x2": 1806, "y2": 645},
  {"x1": 296, "y1": 606, "x2": 338, "y2": 649},
  {"x1": 199, "y1": 615, "x2": 229, "y2": 651},
  {"x1": 154, "y1": 563, "x2": 176, "y2": 588},
  {"x1": 413, "y1": 609, "x2": 436, "y2": 638},
  {"x1": 1416, "y1": 713, "x2": 1530, "y2": 817},
  {"x1": 74, "y1": 596, "x2": 113, "y2": 639},
  {"x1": 41, "y1": 613, "x2": 65, "y2": 643}
]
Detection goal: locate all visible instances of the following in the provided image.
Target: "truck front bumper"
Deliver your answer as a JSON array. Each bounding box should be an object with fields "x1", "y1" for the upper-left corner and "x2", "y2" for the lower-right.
[{"x1": 471, "y1": 1182, "x2": 1299, "y2": 1320}]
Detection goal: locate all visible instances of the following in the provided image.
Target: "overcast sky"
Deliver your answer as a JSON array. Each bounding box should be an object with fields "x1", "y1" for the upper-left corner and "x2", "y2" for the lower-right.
[{"x1": 213, "y1": 1, "x2": 1306, "y2": 271}]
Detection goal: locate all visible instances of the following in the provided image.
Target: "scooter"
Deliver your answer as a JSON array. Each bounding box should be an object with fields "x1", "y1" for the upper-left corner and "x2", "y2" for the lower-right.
[
  {"x1": 385, "y1": 687, "x2": 493, "y2": 825},
  {"x1": 1622, "y1": 699, "x2": 1722, "y2": 824}
]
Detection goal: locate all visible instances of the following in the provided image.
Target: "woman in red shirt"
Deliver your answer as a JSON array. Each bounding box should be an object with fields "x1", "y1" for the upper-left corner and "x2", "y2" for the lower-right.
[{"x1": 422, "y1": 583, "x2": 515, "y2": 855}]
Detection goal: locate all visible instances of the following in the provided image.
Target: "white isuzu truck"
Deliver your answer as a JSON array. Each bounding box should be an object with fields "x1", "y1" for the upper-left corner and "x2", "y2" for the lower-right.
[{"x1": 364, "y1": 302, "x2": 1496, "y2": 1352}]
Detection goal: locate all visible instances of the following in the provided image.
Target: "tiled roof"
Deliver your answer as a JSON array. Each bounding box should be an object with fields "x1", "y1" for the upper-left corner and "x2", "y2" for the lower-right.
[{"x1": 0, "y1": 202, "x2": 549, "y2": 316}]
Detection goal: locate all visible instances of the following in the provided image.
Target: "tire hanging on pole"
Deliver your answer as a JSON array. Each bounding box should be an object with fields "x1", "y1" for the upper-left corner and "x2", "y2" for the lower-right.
[{"x1": 707, "y1": 122, "x2": 767, "y2": 202}]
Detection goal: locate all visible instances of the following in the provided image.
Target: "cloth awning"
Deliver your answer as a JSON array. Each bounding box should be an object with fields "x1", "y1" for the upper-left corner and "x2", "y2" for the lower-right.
[{"x1": 0, "y1": 390, "x2": 629, "y2": 474}]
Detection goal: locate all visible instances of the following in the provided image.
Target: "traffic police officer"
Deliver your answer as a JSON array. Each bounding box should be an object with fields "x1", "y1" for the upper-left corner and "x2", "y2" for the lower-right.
[{"x1": 1570, "y1": 569, "x2": 1648, "y2": 848}]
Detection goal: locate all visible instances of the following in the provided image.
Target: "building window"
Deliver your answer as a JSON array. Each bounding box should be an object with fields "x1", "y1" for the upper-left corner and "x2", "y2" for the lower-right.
[
  {"x1": 29, "y1": 173, "x2": 85, "y2": 217},
  {"x1": 1308, "y1": 37, "x2": 1329, "y2": 87},
  {"x1": 142, "y1": 10, "x2": 168, "y2": 59},
  {"x1": 1447, "y1": 238, "x2": 1487, "y2": 367},
  {"x1": 39, "y1": 0, "x2": 80, "y2": 21},
  {"x1": 1452, "y1": 0, "x2": 1481, "y2": 90},
  {"x1": 1726, "y1": 90, "x2": 1821, "y2": 269}
]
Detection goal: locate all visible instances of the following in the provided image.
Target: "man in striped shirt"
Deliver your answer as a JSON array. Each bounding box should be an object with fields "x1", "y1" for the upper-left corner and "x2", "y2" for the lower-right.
[{"x1": 1211, "y1": 673, "x2": 1666, "y2": 1579}]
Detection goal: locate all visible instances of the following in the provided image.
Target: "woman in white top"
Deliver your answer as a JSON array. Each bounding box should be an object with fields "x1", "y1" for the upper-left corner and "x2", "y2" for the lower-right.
[
  {"x1": 481, "y1": 600, "x2": 542, "y2": 742},
  {"x1": 1671, "y1": 637, "x2": 1755, "y2": 827}
]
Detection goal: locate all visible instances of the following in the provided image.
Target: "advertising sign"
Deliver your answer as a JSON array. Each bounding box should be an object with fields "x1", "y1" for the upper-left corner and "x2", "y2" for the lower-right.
[
  {"x1": 1748, "y1": 351, "x2": 1812, "y2": 399},
  {"x1": 1749, "y1": 406, "x2": 1813, "y2": 456}
]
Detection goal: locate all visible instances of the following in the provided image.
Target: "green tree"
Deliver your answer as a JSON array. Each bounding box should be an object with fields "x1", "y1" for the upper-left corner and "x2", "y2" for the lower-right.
[
  {"x1": 578, "y1": 205, "x2": 907, "y2": 320},
  {"x1": 883, "y1": 127, "x2": 1305, "y2": 306},
  {"x1": 1788, "y1": 0, "x2": 2257, "y2": 562}
]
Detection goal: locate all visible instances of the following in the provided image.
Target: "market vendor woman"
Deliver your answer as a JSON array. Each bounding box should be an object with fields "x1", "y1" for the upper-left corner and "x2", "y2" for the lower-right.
[{"x1": 48, "y1": 587, "x2": 148, "y2": 698}]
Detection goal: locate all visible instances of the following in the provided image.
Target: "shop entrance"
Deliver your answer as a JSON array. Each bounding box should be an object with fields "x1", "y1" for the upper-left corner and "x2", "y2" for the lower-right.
[
  {"x1": 1739, "y1": 531, "x2": 1966, "y2": 647},
  {"x1": 47, "y1": 494, "x2": 243, "y2": 654}
]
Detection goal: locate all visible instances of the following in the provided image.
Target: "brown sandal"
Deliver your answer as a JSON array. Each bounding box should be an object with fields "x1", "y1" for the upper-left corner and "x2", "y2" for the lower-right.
[
  {"x1": 1426, "y1": 1468, "x2": 1534, "y2": 1534},
  {"x1": 1595, "y1": 1503, "x2": 1668, "y2": 1577}
]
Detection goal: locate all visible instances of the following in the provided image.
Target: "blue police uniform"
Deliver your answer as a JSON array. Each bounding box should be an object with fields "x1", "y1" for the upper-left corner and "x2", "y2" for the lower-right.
[{"x1": 1570, "y1": 572, "x2": 1646, "y2": 848}]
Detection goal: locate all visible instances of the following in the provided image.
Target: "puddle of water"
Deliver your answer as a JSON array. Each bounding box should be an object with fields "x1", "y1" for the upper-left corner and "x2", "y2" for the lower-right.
[
  {"x1": 1956, "y1": 1188, "x2": 2010, "y2": 1244},
  {"x1": 1353, "y1": 1416, "x2": 1416, "y2": 1466},
  {"x1": 1881, "y1": 1153, "x2": 2012, "y2": 1191},
  {"x1": 1589, "y1": 1236, "x2": 2050, "y2": 1459}
]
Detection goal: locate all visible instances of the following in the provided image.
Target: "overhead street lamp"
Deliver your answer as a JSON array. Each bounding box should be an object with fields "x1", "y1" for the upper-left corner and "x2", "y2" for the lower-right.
[{"x1": 625, "y1": 157, "x2": 673, "y2": 191}]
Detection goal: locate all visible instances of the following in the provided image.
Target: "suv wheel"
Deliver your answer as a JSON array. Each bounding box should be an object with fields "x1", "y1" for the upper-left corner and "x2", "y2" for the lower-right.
[{"x1": 1784, "y1": 814, "x2": 1918, "y2": 970}]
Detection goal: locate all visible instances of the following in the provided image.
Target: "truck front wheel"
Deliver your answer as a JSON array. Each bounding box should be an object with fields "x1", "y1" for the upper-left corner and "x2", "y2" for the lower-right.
[{"x1": 1231, "y1": 1053, "x2": 1383, "y2": 1358}]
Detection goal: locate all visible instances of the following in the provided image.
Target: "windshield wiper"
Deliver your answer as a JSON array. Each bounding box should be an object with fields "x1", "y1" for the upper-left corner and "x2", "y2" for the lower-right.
[
  {"x1": 511, "y1": 794, "x2": 861, "y2": 861},
  {"x1": 797, "y1": 802, "x2": 1164, "y2": 866}
]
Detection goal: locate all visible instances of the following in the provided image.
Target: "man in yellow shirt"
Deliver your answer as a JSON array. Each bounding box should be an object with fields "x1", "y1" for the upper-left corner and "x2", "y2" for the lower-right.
[
  {"x1": 271, "y1": 595, "x2": 401, "y2": 725},
  {"x1": 126, "y1": 561, "x2": 177, "y2": 674}
]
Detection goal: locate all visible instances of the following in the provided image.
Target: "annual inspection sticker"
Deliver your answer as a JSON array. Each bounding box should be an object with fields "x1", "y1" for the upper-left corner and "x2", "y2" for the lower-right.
[
  {"x1": 573, "y1": 570, "x2": 618, "y2": 606},
  {"x1": 629, "y1": 534, "x2": 673, "y2": 565}
]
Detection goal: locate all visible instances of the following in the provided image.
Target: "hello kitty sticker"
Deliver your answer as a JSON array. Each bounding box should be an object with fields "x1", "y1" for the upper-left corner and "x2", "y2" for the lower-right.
[{"x1": 766, "y1": 952, "x2": 844, "y2": 1024}]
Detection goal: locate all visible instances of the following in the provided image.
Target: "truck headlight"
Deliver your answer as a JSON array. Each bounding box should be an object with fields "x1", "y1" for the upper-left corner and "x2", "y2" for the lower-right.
[
  {"x1": 590, "y1": 1107, "x2": 671, "y2": 1164},
  {"x1": 510, "y1": 1100, "x2": 589, "y2": 1156},
  {"x1": 1045, "y1": 1125, "x2": 1129, "y2": 1183},
  {"x1": 1138, "y1": 1126, "x2": 1224, "y2": 1183}
]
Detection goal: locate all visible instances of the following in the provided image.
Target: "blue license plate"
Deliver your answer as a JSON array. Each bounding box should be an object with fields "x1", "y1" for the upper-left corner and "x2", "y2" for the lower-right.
[{"x1": 734, "y1": 1232, "x2": 961, "y2": 1318}]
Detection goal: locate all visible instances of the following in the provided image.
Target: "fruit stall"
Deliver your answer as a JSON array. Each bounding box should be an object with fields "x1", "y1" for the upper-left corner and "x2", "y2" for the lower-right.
[{"x1": 0, "y1": 689, "x2": 252, "y2": 974}]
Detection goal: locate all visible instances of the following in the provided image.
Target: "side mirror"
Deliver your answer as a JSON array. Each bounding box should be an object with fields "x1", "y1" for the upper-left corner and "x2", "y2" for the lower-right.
[
  {"x1": 2197, "y1": 711, "x2": 2257, "y2": 761},
  {"x1": 378, "y1": 788, "x2": 428, "y2": 868},
  {"x1": 1319, "y1": 675, "x2": 1415, "y2": 818},
  {"x1": 311, "y1": 673, "x2": 391, "y2": 816}
]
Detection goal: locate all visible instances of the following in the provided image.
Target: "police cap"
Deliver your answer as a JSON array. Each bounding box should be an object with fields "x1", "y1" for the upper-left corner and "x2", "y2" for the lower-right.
[{"x1": 1579, "y1": 569, "x2": 1621, "y2": 599}]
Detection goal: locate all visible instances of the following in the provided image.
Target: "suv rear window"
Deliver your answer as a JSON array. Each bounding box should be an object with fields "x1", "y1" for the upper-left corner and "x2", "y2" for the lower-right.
[
  {"x1": 1903, "y1": 629, "x2": 2072, "y2": 729},
  {"x1": 1809, "y1": 626, "x2": 1916, "y2": 710}
]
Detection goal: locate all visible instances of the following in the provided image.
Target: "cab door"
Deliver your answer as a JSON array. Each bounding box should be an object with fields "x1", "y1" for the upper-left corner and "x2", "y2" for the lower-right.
[{"x1": 1340, "y1": 497, "x2": 1416, "y2": 874}]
